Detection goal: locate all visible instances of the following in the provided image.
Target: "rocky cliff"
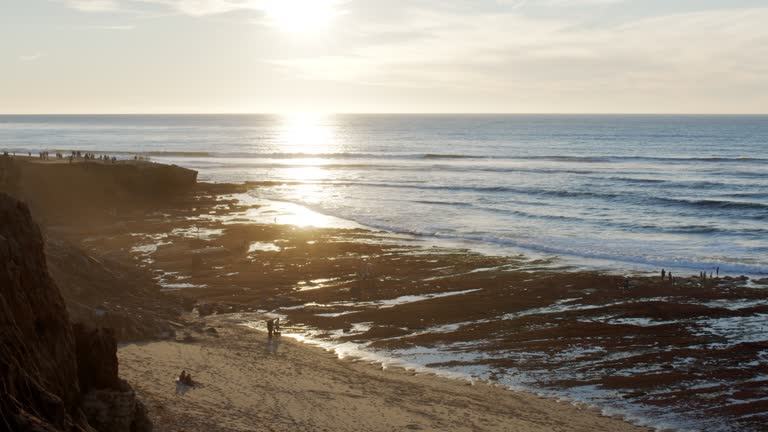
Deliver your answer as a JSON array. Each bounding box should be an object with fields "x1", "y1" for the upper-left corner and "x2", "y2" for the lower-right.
[
  {"x1": 46, "y1": 237, "x2": 186, "y2": 342},
  {"x1": 0, "y1": 157, "x2": 197, "y2": 225},
  {"x1": 0, "y1": 193, "x2": 151, "y2": 432}
]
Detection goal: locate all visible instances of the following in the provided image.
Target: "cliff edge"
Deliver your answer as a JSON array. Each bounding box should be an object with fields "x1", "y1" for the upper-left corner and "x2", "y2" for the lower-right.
[{"x1": 0, "y1": 157, "x2": 197, "y2": 225}]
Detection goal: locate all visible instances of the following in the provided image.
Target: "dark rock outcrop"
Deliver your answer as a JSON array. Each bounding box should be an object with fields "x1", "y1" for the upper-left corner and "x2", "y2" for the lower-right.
[
  {"x1": 74, "y1": 326, "x2": 119, "y2": 393},
  {"x1": 0, "y1": 193, "x2": 88, "y2": 431},
  {"x1": 0, "y1": 194, "x2": 151, "y2": 432},
  {"x1": 74, "y1": 325, "x2": 151, "y2": 432}
]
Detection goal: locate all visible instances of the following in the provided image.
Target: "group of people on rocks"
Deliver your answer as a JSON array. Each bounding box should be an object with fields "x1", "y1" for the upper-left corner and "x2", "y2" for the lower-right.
[
  {"x1": 661, "y1": 267, "x2": 721, "y2": 283},
  {"x1": 624, "y1": 266, "x2": 725, "y2": 289},
  {"x1": 2, "y1": 150, "x2": 127, "y2": 164},
  {"x1": 699, "y1": 266, "x2": 719, "y2": 281},
  {"x1": 66, "y1": 151, "x2": 118, "y2": 163}
]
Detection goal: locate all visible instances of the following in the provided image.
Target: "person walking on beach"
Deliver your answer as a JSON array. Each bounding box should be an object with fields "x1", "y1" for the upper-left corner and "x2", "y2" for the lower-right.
[
  {"x1": 716, "y1": 266, "x2": 720, "y2": 277},
  {"x1": 266, "y1": 318, "x2": 274, "y2": 338},
  {"x1": 661, "y1": 269, "x2": 666, "y2": 280}
]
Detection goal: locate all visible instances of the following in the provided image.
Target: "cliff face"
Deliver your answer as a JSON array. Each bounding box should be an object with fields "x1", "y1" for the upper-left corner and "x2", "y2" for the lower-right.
[
  {"x1": 0, "y1": 193, "x2": 86, "y2": 431},
  {"x1": 0, "y1": 194, "x2": 151, "y2": 432},
  {"x1": 46, "y1": 237, "x2": 184, "y2": 342}
]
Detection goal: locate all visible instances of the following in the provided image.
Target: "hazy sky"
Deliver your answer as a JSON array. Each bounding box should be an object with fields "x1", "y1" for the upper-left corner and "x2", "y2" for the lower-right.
[{"x1": 2, "y1": 0, "x2": 767, "y2": 113}]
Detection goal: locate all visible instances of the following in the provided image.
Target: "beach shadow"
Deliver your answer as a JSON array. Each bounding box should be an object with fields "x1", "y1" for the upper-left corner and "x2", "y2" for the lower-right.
[
  {"x1": 265, "y1": 336, "x2": 280, "y2": 354},
  {"x1": 175, "y1": 380, "x2": 194, "y2": 396}
]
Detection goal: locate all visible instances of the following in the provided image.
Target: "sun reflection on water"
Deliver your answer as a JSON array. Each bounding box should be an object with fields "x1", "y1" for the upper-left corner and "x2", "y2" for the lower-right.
[
  {"x1": 265, "y1": 114, "x2": 345, "y2": 227},
  {"x1": 275, "y1": 113, "x2": 339, "y2": 155}
]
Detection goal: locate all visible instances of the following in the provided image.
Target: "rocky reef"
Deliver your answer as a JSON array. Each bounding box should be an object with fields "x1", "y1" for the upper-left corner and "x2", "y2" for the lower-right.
[{"x1": 0, "y1": 193, "x2": 151, "y2": 432}]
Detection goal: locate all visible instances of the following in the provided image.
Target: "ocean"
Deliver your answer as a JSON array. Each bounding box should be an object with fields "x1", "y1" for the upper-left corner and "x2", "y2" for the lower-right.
[{"x1": 2, "y1": 114, "x2": 767, "y2": 276}]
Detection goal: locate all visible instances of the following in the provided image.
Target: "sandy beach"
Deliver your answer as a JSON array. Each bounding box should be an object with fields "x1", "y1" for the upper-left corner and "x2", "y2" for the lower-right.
[{"x1": 119, "y1": 318, "x2": 649, "y2": 432}]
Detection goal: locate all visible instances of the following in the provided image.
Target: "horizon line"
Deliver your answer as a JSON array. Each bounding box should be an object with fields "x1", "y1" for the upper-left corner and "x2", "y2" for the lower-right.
[{"x1": 1, "y1": 112, "x2": 767, "y2": 116}]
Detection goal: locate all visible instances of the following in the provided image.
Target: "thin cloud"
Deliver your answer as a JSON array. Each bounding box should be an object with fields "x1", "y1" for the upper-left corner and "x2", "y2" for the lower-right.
[
  {"x1": 74, "y1": 24, "x2": 135, "y2": 30},
  {"x1": 65, "y1": 0, "x2": 345, "y2": 18},
  {"x1": 64, "y1": 0, "x2": 120, "y2": 12},
  {"x1": 64, "y1": 0, "x2": 266, "y2": 15},
  {"x1": 270, "y1": 6, "x2": 768, "y2": 93},
  {"x1": 19, "y1": 53, "x2": 43, "y2": 62}
]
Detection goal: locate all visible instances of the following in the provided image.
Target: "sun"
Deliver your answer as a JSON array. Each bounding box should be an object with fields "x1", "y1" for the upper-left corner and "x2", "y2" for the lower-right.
[
  {"x1": 261, "y1": 0, "x2": 340, "y2": 33},
  {"x1": 275, "y1": 112, "x2": 339, "y2": 154}
]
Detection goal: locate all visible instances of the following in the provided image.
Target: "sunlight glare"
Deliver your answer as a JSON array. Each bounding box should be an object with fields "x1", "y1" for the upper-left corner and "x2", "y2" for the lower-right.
[
  {"x1": 276, "y1": 113, "x2": 338, "y2": 155},
  {"x1": 262, "y1": 0, "x2": 339, "y2": 33}
]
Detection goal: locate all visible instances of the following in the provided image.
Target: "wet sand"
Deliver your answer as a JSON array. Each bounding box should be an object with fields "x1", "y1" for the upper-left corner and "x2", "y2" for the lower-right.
[{"x1": 118, "y1": 318, "x2": 650, "y2": 432}]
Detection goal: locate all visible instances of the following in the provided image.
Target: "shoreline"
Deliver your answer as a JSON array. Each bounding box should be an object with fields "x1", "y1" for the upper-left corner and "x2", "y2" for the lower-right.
[
  {"x1": 118, "y1": 317, "x2": 651, "y2": 432},
  {"x1": 207, "y1": 183, "x2": 768, "y2": 279},
  {"x1": 233, "y1": 194, "x2": 768, "y2": 280},
  {"x1": 239, "y1": 318, "x2": 669, "y2": 431}
]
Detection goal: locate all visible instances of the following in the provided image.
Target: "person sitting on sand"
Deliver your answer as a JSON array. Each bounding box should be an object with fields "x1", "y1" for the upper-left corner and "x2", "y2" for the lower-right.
[{"x1": 179, "y1": 370, "x2": 194, "y2": 386}]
